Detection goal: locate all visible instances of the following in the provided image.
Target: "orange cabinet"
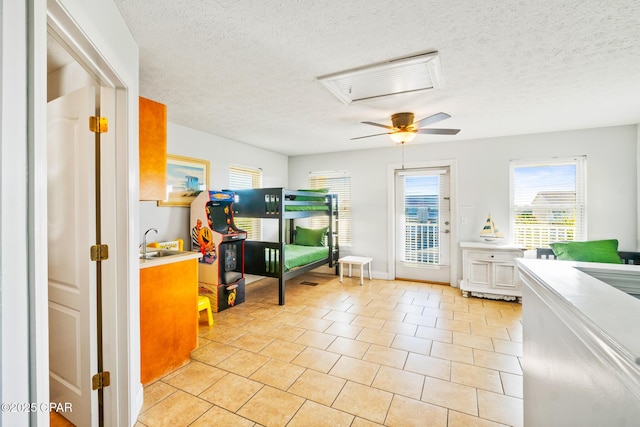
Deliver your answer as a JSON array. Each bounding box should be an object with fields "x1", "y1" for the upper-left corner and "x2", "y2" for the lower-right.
[
  {"x1": 139, "y1": 97, "x2": 166, "y2": 201},
  {"x1": 139, "y1": 259, "x2": 198, "y2": 385}
]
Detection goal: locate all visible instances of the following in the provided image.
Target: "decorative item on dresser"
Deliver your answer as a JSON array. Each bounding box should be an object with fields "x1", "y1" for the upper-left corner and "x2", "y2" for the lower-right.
[
  {"x1": 479, "y1": 213, "x2": 504, "y2": 242},
  {"x1": 459, "y1": 241, "x2": 526, "y2": 303}
]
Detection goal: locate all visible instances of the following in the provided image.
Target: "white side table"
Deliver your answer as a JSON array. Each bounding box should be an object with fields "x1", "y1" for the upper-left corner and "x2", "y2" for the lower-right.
[{"x1": 338, "y1": 256, "x2": 373, "y2": 285}]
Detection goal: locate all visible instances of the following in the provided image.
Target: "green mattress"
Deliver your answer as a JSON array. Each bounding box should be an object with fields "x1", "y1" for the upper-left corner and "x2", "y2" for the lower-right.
[
  {"x1": 285, "y1": 205, "x2": 328, "y2": 211},
  {"x1": 284, "y1": 244, "x2": 329, "y2": 270}
]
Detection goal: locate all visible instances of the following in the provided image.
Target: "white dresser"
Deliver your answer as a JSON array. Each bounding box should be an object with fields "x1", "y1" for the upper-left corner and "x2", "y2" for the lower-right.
[{"x1": 459, "y1": 242, "x2": 526, "y2": 302}]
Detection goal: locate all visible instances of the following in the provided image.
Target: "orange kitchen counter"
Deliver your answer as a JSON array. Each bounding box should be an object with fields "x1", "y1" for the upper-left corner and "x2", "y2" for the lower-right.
[{"x1": 139, "y1": 251, "x2": 201, "y2": 385}]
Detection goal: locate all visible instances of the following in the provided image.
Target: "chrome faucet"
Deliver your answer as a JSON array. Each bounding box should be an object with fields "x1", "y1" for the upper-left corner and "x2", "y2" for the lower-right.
[{"x1": 142, "y1": 228, "x2": 158, "y2": 258}]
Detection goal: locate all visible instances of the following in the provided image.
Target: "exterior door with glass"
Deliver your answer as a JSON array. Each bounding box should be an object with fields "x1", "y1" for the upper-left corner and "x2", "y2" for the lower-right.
[{"x1": 395, "y1": 167, "x2": 451, "y2": 283}]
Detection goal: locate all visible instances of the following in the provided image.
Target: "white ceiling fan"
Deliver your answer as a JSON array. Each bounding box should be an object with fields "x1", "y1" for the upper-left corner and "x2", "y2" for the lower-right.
[{"x1": 351, "y1": 112, "x2": 460, "y2": 144}]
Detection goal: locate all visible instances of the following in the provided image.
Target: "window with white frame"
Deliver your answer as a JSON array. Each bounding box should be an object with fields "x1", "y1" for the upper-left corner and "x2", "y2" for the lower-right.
[
  {"x1": 229, "y1": 165, "x2": 262, "y2": 240},
  {"x1": 308, "y1": 171, "x2": 351, "y2": 246},
  {"x1": 510, "y1": 157, "x2": 586, "y2": 250}
]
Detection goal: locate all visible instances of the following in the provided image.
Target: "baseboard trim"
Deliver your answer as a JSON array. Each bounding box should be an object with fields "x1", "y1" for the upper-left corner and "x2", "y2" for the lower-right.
[{"x1": 394, "y1": 277, "x2": 451, "y2": 286}]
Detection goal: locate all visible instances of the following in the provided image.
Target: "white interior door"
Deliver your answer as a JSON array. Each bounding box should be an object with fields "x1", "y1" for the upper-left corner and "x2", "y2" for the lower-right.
[
  {"x1": 48, "y1": 86, "x2": 98, "y2": 426},
  {"x1": 395, "y1": 167, "x2": 451, "y2": 283}
]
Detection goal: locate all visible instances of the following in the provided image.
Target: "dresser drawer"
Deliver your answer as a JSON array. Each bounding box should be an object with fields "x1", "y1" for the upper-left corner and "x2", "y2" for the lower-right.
[{"x1": 466, "y1": 250, "x2": 518, "y2": 262}]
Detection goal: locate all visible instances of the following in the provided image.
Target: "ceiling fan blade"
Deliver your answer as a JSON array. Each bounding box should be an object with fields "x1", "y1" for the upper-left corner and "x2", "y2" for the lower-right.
[
  {"x1": 416, "y1": 128, "x2": 460, "y2": 135},
  {"x1": 361, "y1": 121, "x2": 395, "y2": 130},
  {"x1": 350, "y1": 132, "x2": 392, "y2": 140},
  {"x1": 413, "y1": 112, "x2": 451, "y2": 127}
]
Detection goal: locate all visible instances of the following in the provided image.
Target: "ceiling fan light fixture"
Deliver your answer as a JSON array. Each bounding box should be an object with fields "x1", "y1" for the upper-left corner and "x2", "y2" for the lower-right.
[
  {"x1": 390, "y1": 131, "x2": 417, "y2": 144},
  {"x1": 351, "y1": 111, "x2": 459, "y2": 142}
]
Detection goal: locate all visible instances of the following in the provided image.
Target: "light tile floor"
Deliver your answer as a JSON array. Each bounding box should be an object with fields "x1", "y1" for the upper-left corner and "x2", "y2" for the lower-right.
[{"x1": 136, "y1": 273, "x2": 523, "y2": 427}]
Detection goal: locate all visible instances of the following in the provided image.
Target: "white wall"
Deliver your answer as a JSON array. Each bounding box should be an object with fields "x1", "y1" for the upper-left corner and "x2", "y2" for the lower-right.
[
  {"x1": 140, "y1": 122, "x2": 289, "y2": 245},
  {"x1": 1, "y1": 2, "x2": 32, "y2": 424},
  {"x1": 637, "y1": 124, "x2": 640, "y2": 250},
  {"x1": 289, "y1": 125, "x2": 639, "y2": 282}
]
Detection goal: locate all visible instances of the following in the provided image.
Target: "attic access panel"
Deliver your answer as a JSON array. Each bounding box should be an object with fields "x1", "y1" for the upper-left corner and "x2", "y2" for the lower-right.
[{"x1": 318, "y1": 52, "x2": 442, "y2": 105}]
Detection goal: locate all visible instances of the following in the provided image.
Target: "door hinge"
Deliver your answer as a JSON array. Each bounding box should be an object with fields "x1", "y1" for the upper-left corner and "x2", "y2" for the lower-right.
[
  {"x1": 89, "y1": 116, "x2": 109, "y2": 133},
  {"x1": 92, "y1": 371, "x2": 111, "y2": 390},
  {"x1": 90, "y1": 244, "x2": 109, "y2": 261}
]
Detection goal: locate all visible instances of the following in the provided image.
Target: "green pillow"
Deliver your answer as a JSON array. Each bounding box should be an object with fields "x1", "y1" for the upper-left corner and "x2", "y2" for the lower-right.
[
  {"x1": 296, "y1": 188, "x2": 329, "y2": 201},
  {"x1": 295, "y1": 226, "x2": 328, "y2": 246},
  {"x1": 549, "y1": 239, "x2": 623, "y2": 264}
]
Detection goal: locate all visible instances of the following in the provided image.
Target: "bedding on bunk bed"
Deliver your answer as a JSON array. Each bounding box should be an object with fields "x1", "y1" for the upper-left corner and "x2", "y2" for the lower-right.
[
  {"x1": 278, "y1": 226, "x2": 330, "y2": 271},
  {"x1": 256, "y1": 225, "x2": 332, "y2": 272},
  {"x1": 285, "y1": 188, "x2": 330, "y2": 211},
  {"x1": 285, "y1": 205, "x2": 329, "y2": 211},
  {"x1": 284, "y1": 244, "x2": 329, "y2": 270},
  {"x1": 261, "y1": 244, "x2": 330, "y2": 272}
]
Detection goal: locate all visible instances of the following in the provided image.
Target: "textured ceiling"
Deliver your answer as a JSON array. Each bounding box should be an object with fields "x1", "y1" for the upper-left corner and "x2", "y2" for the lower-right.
[{"x1": 110, "y1": 0, "x2": 640, "y2": 156}]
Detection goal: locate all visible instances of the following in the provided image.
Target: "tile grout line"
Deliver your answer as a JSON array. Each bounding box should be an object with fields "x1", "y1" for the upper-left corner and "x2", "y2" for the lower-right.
[{"x1": 139, "y1": 275, "x2": 522, "y2": 426}]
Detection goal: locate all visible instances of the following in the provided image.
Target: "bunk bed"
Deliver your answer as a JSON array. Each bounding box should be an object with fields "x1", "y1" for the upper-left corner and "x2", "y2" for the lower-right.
[{"x1": 231, "y1": 188, "x2": 339, "y2": 305}]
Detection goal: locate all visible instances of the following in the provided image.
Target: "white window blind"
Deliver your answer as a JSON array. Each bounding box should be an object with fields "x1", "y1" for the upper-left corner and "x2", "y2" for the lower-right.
[
  {"x1": 309, "y1": 171, "x2": 351, "y2": 246},
  {"x1": 510, "y1": 157, "x2": 586, "y2": 250},
  {"x1": 229, "y1": 165, "x2": 262, "y2": 240},
  {"x1": 398, "y1": 168, "x2": 449, "y2": 265}
]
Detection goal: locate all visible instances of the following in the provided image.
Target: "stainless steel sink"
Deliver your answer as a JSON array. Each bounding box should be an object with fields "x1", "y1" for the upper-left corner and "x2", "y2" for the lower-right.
[{"x1": 139, "y1": 250, "x2": 184, "y2": 260}]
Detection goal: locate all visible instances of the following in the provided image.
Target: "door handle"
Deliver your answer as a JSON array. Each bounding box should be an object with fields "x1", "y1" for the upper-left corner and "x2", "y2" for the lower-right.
[{"x1": 441, "y1": 229, "x2": 450, "y2": 234}]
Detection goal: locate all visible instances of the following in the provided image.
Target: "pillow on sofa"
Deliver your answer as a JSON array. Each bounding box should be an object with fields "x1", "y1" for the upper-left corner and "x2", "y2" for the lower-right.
[
  {"x1": 295, "y1": 188, "x2": 329, "y2": 201},
  {"x1": 295, "y1": 226, "x2": 328, "y2": 246},
  {"x1": 549, "y1": 239, "x2": 623, "y2": 264}
]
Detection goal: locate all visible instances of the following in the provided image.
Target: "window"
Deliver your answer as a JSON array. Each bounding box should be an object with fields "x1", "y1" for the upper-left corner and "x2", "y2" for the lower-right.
[
  {"x1": 308, "y1": 171, "x2": 351, "y2": 246},
  {"x1": 510, "y1": 157, "x2": 586, "y2": 250},
  {"x1": 398, "y1": 168, "x2": 449, "y2": 265},
  {"x1": 229, "y1": 165, "x2": 262, "y2": 240}
]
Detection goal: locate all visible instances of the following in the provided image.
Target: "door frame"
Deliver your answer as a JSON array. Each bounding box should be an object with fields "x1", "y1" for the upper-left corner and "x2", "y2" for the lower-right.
[
  {"x1": 387, "y1": 159, "x2": 458, "y2": 285},
  {"x1": 34, "y1": 2, "x2": 139, "y2": 425}
]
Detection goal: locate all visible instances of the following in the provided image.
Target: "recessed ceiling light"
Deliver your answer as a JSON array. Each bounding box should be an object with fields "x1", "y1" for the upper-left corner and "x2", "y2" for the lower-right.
[{"x1": 317, "y1": 51, "x2": 443, "y2": 105}]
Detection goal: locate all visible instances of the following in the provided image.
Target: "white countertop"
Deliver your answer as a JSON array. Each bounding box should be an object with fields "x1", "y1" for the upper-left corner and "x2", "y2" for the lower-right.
[
  {"x1": 517, "y1": 258, "x2": 640, "y2": 364},
  {"x1": 460, "y1": 241, "x2": 526, "y2": 250},
  {"x1": 139, "y1": 250, "x2": 202, "y2": 269}
]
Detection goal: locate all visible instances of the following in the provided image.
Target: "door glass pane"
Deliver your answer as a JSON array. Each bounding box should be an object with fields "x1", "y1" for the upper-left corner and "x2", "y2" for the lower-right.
[{"x1": 404, "y1": 174, "x2": 439, "y2": 264}]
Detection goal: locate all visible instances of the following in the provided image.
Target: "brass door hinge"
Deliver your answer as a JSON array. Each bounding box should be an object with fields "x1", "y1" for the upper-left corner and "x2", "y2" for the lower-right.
[
  {"x1": 90, "y1": 244, "x2": 109, "y2": 261},
  {"x1": 89, "y1": 116, "x2": 109, "y2": 133},
  {"x1": 92, "y1": 371, "x2": 111, "y2": 390}
]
